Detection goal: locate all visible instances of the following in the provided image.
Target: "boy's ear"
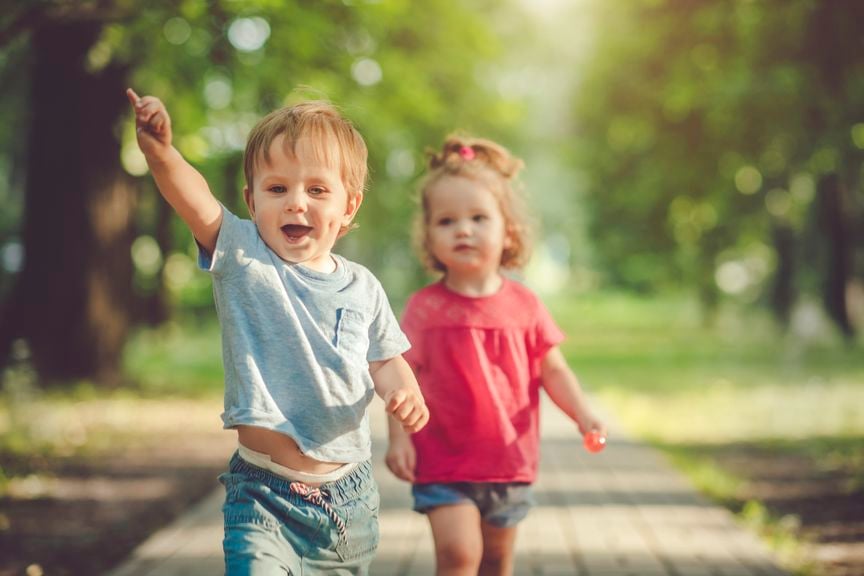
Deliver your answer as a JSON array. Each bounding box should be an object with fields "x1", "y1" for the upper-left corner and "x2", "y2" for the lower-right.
[
  {"x1": 343, "y1": 191, "x2": 363, "y2": 224},
  {"x1": 243, "y1": 186, "x2": 255, "y2": 218}
]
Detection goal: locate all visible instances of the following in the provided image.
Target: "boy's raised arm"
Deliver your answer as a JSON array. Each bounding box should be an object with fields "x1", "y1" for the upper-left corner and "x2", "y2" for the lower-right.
[{"x1": 127, "y1": 88, "x2": 222, "y2": 254}]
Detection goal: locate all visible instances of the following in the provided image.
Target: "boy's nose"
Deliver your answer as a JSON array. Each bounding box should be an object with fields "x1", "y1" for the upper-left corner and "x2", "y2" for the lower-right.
[{"x1": 283, "y1": 190, "x2": 307, "y2": 213}]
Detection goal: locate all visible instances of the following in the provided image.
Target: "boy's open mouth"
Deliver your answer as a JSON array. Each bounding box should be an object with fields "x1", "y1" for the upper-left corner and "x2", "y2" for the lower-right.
[{"x1": 281, "y1": 224, "x2": 313, "y2": 240}]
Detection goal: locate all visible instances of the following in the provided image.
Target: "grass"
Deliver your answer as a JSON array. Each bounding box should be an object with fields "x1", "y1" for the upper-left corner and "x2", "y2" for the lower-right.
[
  {"x1": 546, "y1": 291, "x2": 864, "y2": 440},
  {"x1": 123, "y1": 318, "x2": 225, "y2": 397}
]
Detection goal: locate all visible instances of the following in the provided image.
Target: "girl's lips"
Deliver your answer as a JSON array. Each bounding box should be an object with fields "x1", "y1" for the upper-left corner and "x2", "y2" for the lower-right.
[{"x1": 281, "y1": 224, "x2": 312, "y2": 240}]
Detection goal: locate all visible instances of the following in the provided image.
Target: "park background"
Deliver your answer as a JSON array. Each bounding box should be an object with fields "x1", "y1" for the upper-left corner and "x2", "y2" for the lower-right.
[{"x1": 0, "y1": 1, "x2": 862, "y2": 575}]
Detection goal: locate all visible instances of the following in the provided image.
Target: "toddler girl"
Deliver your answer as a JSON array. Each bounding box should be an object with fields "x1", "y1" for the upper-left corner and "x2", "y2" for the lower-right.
[{"x1": 386, "y1": 135, "x2": 605, "y2": 576}]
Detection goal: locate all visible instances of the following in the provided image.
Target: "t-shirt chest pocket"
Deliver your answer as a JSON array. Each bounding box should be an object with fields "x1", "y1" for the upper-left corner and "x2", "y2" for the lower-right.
[{"x1": 334, "y1": 308, "x2": 370, "y2": 359}]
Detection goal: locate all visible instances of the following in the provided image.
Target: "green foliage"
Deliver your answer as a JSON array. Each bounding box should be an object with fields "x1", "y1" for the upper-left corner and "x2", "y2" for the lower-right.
[
  {"x1": 123, "y1": 320, "x2": 224, "y2": 396},
  {"x1": 570, "y1": 0, "x2": 864, "y2": 309},
  {"x1": 0, "y1": 0, "x2": 527, "y2": 316},
  {"x1": 111, "y1": 0, "x2": 522, "y2": 295},
  {"x1": 3, "y1": 1, "x2": 862, "y2": 385}
]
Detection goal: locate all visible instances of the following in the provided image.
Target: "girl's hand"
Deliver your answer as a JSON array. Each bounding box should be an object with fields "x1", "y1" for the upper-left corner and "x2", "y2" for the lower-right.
[
  {"x1": 126, "y1": 88, "x2": 172, "y2": 158},
  {"x1": 385, "y1": 436, "x2": 417, "y2": 483},
  {"x1": 578, "y1": 412, "x2": 606, "y2": 438},
  {"x1": 384, "y1": 387, "x2": 430, "y2": 434}
]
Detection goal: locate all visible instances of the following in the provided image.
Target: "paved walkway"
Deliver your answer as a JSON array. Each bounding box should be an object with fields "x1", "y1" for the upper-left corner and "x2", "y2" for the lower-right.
[{"x1": 107, "y1": 399, "x2": 789, "y2": 576}]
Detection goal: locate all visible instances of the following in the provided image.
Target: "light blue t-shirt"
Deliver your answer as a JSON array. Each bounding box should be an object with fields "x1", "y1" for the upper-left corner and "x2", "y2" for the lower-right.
[{"x1": 198, "y1": 207, "x2": 410, "y2": 463}]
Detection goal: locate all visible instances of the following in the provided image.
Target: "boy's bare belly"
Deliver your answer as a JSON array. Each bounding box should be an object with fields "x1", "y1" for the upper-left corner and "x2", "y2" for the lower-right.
[{"x1": 236, "y1": 425, "x2": 344, "y2": 474}]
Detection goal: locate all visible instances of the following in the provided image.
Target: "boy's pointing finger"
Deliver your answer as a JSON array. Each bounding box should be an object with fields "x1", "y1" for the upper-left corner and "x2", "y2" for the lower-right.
[{"x1": 126, "y1": 88, "x2": 141, "y2": 108}]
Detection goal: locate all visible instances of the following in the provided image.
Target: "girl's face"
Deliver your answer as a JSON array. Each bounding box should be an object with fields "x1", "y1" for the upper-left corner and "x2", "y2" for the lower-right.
[{"x1": 425, "y1": 175, "x2": 510, "y2": 278}]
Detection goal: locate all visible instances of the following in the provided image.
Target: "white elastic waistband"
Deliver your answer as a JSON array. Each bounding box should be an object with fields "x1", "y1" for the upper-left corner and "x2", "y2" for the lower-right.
[{"x1": 238, "y1": 445, "x2": 357, "y2": 485}]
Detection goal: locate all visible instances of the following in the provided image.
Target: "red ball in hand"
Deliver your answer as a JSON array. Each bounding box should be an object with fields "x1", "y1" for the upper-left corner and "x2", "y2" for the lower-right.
[{"x1": 583, "y1": 430, "x2": 606, "y2": 453}]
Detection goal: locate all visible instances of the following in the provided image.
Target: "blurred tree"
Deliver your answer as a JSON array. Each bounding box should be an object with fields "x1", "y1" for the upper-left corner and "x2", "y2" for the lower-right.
[
  {"x1": 571, "y1": 0, "x2": 863, "y2": 335},
  {"x1": 0, "y1": 7, "x2": 137, "y2": 386},
  {"x1": 803, "y1": 0, "x2": 863, "y2": 340},
  {"x1": 0, "y1": 0, "x2": 520, "y2": 386}
]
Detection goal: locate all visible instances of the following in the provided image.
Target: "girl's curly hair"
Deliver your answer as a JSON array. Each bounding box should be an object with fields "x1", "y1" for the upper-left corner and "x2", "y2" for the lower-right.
[{"x1": 415, "y1": 134, "x2": 533, "y2": 272}]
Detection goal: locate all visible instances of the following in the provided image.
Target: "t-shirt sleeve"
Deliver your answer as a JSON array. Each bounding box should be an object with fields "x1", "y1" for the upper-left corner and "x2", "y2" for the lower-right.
[
  {"x1": 366, "y1": 281, "x2": 411, "y2": 363},
  {"x1": 399, "y1": 294, "x2": 424, "y2": 371},
  {"x1": 197, "y1": 205, "x2": 257, "y2": 276},
  {"x1": 531, "y1": 297, "x2": 565, "y2": 362}
]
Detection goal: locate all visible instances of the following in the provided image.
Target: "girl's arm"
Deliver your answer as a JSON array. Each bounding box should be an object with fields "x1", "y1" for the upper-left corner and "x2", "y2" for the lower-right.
[
  {"x1": 541, "y1": 346, "x2": 605, "y2": 436},
  {"x1": 126, "y1": 88, "x2": 222, "y2": 254},
  {"x1": 385, "y1": 414, "x2": 417, "y2": 482},
  {"x1": 380, "y1": 356, "x2": 422, "y2": 482}
]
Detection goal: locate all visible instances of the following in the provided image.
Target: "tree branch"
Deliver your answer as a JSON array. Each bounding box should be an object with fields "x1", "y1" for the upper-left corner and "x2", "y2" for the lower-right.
[{"x1": 0, "y1": 0, "x2": 134, "y2": 48}]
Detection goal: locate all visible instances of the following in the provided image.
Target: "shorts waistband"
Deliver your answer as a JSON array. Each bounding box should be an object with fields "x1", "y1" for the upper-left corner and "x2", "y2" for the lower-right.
[
  {"x1": 229, "y1": 450, "x2": 373, "y2": 506},
  {"x1": 238, "y1": 445, "x2": 358, "y2": 484}
]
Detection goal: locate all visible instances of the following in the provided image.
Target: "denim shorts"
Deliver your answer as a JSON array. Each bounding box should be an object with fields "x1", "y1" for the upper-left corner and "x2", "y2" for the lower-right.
[
  {"x1": 412, "y1": 482, "x2": 534, "y2": 528},
  {"x1": 220, "y1": 451, "x2": 379, "y2": 575}
]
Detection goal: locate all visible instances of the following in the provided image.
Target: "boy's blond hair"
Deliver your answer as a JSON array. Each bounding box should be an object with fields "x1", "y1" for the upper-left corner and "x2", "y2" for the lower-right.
[
  {"x1": 244, "y1": 101, "x2": 368, "y2": 236},
  {"x1": 416, "y1": 135, "x2": 532, "y2": 272}
]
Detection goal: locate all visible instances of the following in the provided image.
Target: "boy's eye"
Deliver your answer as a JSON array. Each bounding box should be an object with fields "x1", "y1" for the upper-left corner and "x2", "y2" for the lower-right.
[
  {"x1": 437, "y1": 217, "x2": 453, "y2": 226},
  {"x1": 268, "y1": 185, "x2": 286, "y2": 194},
  {"x1": 472, "y1": 214, "x2": 487, "y2": 222},
  {"x1": 308, "y1": 186, "x2": 327, "y2": 196}
]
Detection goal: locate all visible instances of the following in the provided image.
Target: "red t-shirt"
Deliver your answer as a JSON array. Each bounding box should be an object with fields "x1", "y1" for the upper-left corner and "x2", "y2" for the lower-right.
[{"x1": 401, "y1": 279, "x2": 564, "y2": 484}]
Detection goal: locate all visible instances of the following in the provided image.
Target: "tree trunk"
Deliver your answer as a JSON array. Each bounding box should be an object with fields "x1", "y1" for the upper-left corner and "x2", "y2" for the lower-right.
[
  {"x1": 806, "y1": 0, "x2": 861, "y2": 342},
  {"x1": 770, "y1": 223, "x2": 796, "y2": 328},
  {"x1": 817, "y1": 174, "x2": 854, "y2": 340},
  {"x1": 1, "y1": 20, "x2": 135, "y2": 386}
]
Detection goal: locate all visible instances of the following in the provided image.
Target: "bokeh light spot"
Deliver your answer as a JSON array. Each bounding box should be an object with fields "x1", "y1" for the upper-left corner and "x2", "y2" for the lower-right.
[
  {"x1": 204, "y1": 76, "x2": 233, "y2": 109},
  {"x1": 735, "y1": 166, "x2": 762, "y2": 195},
  {"x1": 765, "y1": 188, "x2": 791, "y2": 218},
  {"x1": 164, "y1": 18, "x2": 192, "y2": 45},
  {"x1": 352, "y1": 58, "x2": 383, "y2": 86},
  {"x1": 131, "y1": 236, "x2": 163, "y2": 277},
  {"x1": 228, "y1": 17, "x2": 271, "y2": 52}
]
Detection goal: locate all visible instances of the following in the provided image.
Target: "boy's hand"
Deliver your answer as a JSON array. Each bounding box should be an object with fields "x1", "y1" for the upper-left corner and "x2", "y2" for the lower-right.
[
  {"x1": 126, "y1": 88, "x2": 172, "y2": 158},
  {"x1": 385, "y1": 435, "x2": 417, "y2": 483},
  {"x1": 384, "y1": 387, "x2": 429, "y2": 434}
]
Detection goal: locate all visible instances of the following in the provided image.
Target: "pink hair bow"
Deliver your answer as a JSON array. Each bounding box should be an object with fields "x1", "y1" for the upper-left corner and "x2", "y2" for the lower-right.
[{"x1": 458, "y1": 145, "x2": 476, "y2": 160}]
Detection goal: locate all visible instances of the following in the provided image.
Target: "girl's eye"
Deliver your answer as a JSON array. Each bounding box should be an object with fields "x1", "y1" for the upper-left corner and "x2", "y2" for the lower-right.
[
  {"x1": 268, "y1": 185, "x2": 286, "y2": 194},
  {"x1": 308, "y1": 186, "x2": 327, "y2": 196},
  {"x1": 437, "y1": 217, "x2": 453, "y2": 226},
  {"x1": 472, "y1": 214, "x2": 487, "y2": 222}
]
